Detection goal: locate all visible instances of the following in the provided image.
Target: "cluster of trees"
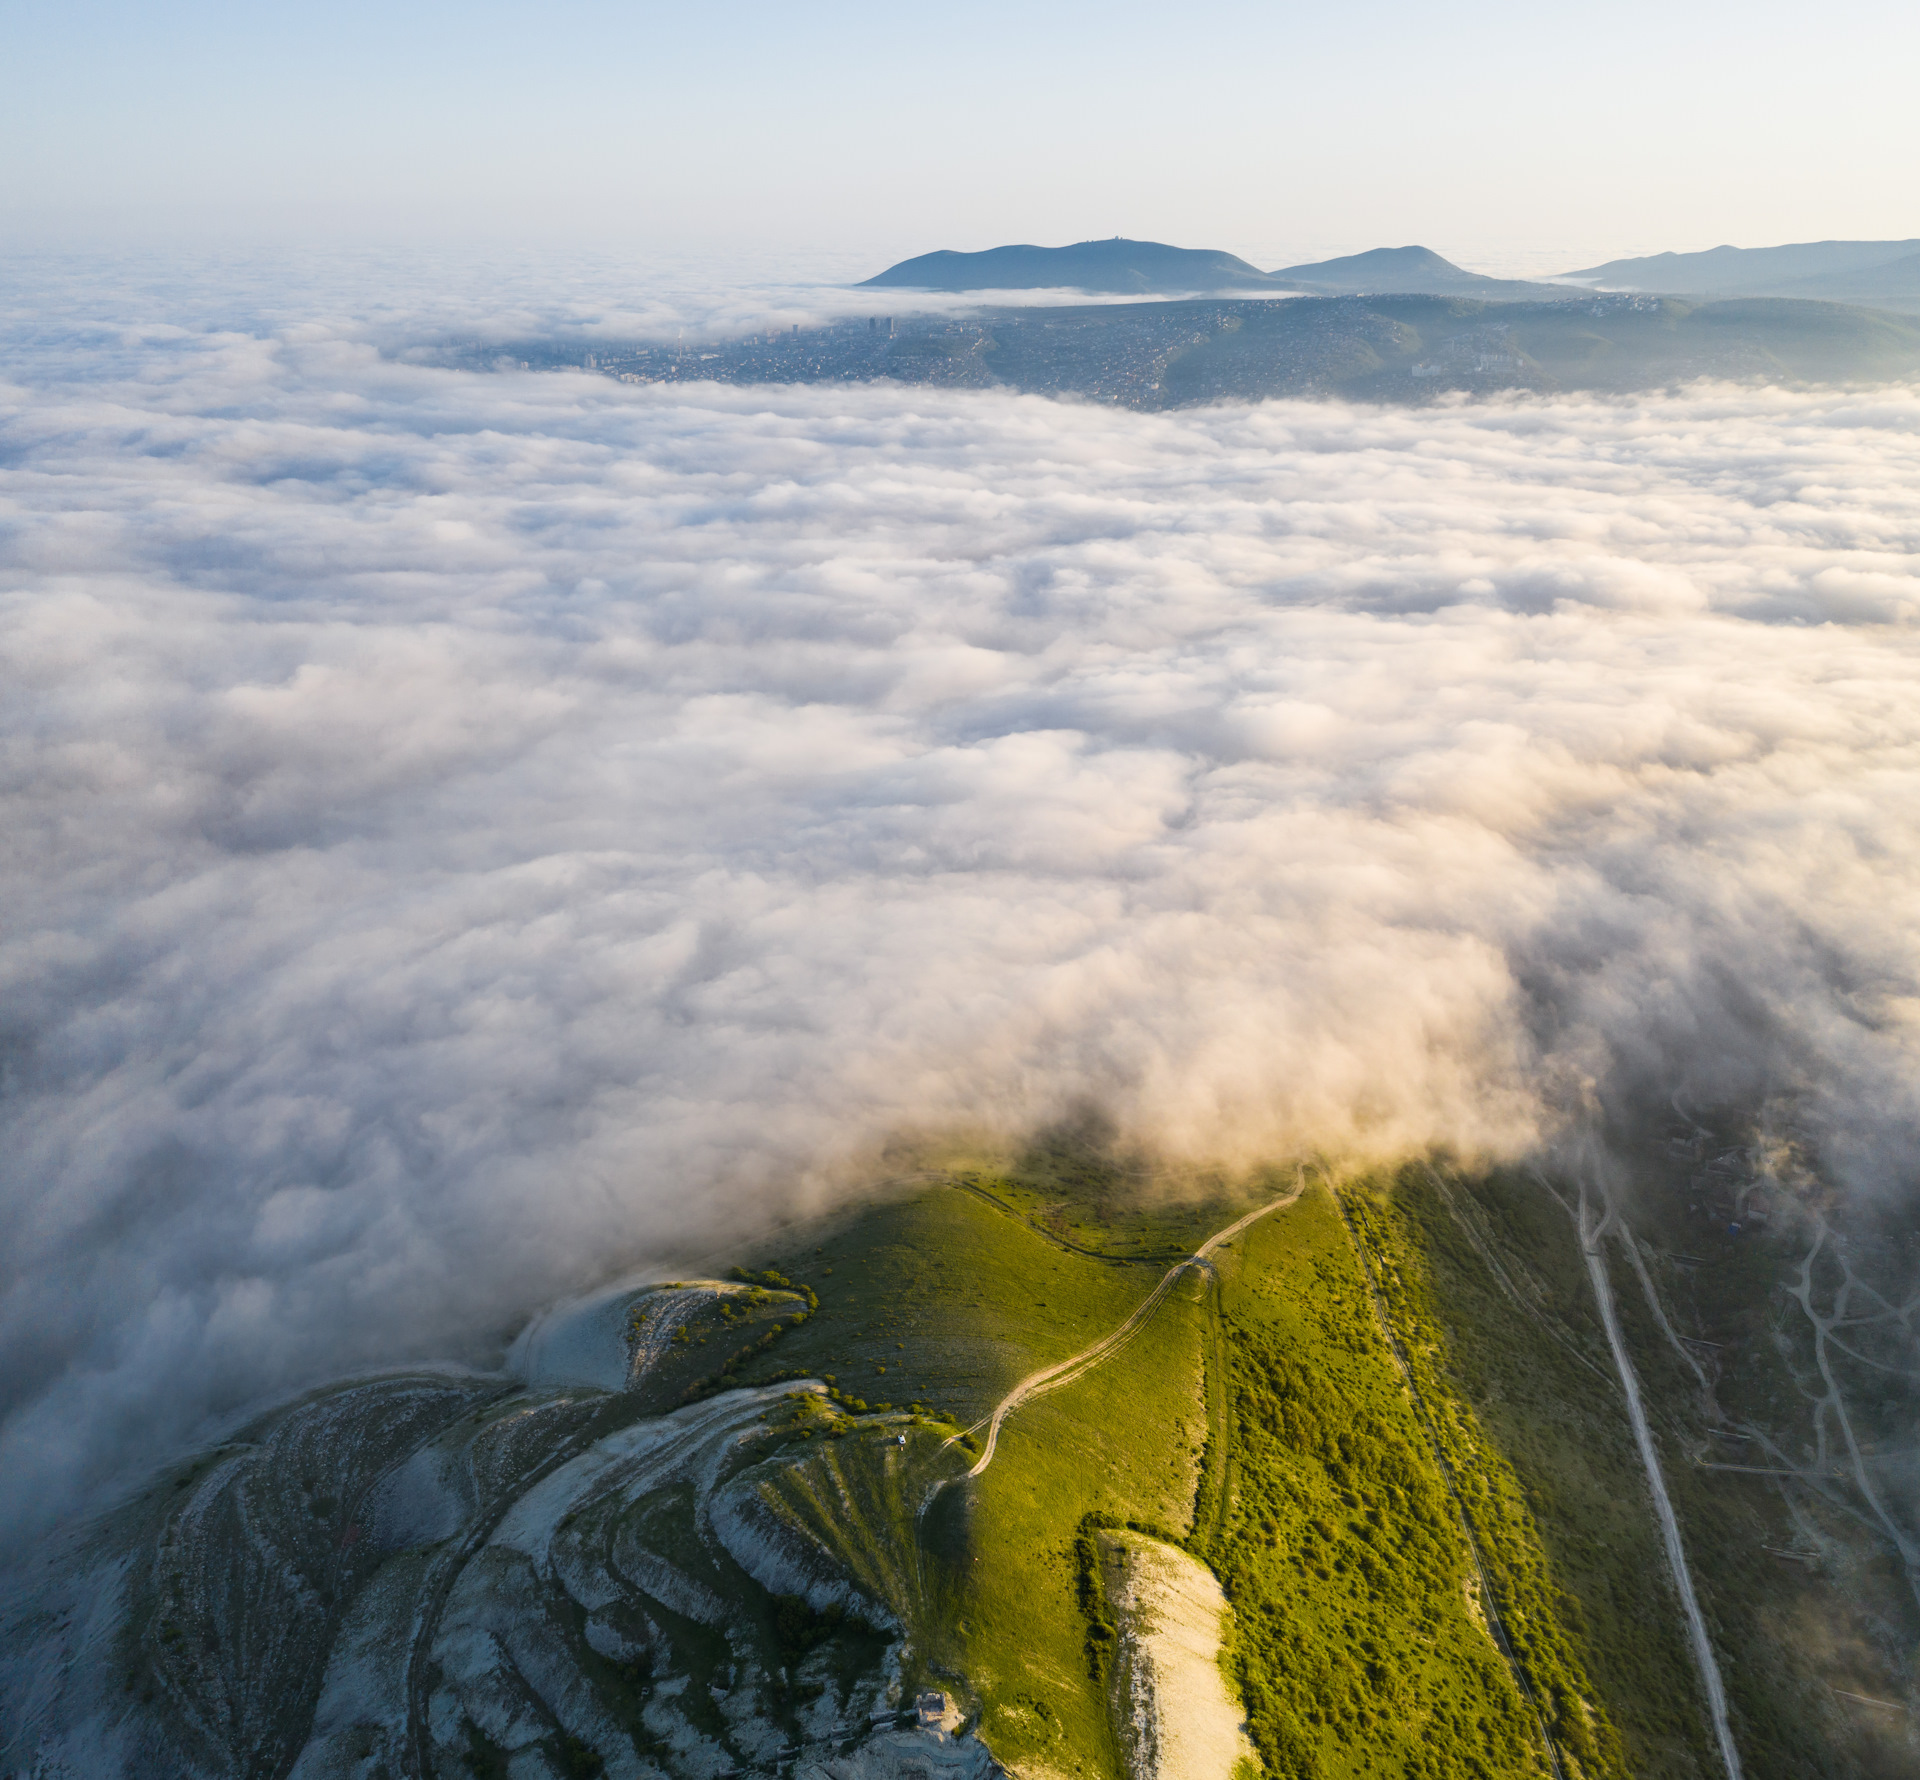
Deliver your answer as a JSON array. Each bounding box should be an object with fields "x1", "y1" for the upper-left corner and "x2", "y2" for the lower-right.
[
  {"x1": 679, "y1": 1269, "x2": 821, "y2": 1403},
  {"x1": 769, "y1": 1592, "x2": 862, "y2": 1656},
  {"x1": 1073, "y1": 1514, "x2": 1119, "y2": 1681}
]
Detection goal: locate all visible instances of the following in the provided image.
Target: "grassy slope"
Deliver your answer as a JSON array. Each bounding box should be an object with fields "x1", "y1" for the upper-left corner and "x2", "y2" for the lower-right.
[
  {"x1": 708, "y1": 1160, "x2": 1895, "y2": 1780},
  {"x1": 728, "y1": 1171, "x2": 1673, "y2": 1780},
  {"x1": 951, "y1": 1265, "x2": 1210, "y2": 1780},
  {"x1": 735, "y1": 1184, "x2": 1167, "y2": 1427},
  {"x1": 734, "y1": 1171, "x2": 1226, "y2": 1778},
  {"x1": 1386, "y1": 1162, "x2": 1920, "y2": 1780},
  {"x1": 1198, "y1": 1183, "x2": 1567, "y2": 1780},
  {"x1": 1348, "y1": 1172, "x2": 1682, "y2": 1777}
]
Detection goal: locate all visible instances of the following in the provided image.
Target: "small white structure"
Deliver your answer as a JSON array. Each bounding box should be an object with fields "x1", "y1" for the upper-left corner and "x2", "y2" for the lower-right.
[{"x1": 916, "y1": 1692, "x2": 948, "y2": 1728}]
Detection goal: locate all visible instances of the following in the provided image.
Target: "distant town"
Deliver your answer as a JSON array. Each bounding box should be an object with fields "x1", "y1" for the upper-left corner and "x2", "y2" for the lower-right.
[
  {"x1": 454, "y1": 305, "x2": 1240, "y2": 407},
  {"x1": 440, "y1": 286, "x2": 1918, "y2": 407}
]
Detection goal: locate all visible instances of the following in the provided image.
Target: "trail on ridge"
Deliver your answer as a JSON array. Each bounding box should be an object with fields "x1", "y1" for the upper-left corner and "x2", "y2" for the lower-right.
[{"x1": 958, "y1": 1182, "x2": 1302, "y2": 1478}]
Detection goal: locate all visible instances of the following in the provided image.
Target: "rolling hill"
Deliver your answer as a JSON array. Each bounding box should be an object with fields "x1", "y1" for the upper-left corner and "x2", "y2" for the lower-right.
[
  {"x1": 860, "y1": 238, "x2": 1276, "y2": 295},
  {"x1": 1266, "y1": 244, "x2": 1566, "y2": 299},
  {"x1": 862, "y1": 235, "x2": 1920, "y2": 314},
  {"x1": 862, "y1": 238, "x2": 1572, "y2": 300}
]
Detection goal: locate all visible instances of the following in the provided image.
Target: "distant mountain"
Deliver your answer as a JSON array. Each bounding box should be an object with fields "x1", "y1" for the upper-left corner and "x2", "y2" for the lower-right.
[
  {"x1": 1758, "y1": 251, "x2": 1920, "y2": 312},
  {"x1": 1268, "y1": 245, "x2": 1568, "y2": 299},
  {"x1": 863, "y1": 238, "x2": 1578, "y2": 302},
  {"x1": 1272, "y1": 245, "x2": 1477, "y2": 288},
  {"x1": 861, "y1": 237, "x2": 1274, "y2": 294},
  {"x1": 865, "y1": 235, "x2": 1920, "y2": 310},
  {"x1": 1561, "y1": 238, "x2": 1920, "y2": 299}
]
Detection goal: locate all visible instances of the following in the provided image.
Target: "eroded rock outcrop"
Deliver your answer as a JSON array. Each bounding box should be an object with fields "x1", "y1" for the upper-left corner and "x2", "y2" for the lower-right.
[{"x1": 1098, "y1": 1533, "x2": 1249, "y2": 1780}]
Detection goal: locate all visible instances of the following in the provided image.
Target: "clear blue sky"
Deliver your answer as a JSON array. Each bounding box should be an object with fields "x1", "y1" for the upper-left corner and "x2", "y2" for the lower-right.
[{"x1": 4, "y1": 0, "x2": 1916, "y2": 273}]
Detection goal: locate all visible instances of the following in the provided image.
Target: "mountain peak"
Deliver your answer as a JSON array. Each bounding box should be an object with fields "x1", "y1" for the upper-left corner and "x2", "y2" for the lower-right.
[
  {"x1": 1276, "y1": 244, "x2": 1463, "y2": 276},
  {"x1": 861, "y1": 238, "x2": 1274, "y2": 294},
  {"x1": 1267, "y1": 244, "x2": 1488, "y2": 288}
]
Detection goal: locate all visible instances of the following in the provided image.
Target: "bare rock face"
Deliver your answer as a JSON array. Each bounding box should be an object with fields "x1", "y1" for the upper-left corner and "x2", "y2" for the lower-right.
[
  {"x1": 794, "y1": 1726, "x2": 1002, "y2": 1780},
  {"x1": 0, "y1": 1370, "x2": 916, "y2": 1780},
  {"x1": 1097, "y1": 1533, "x2": 1250, "y2": 1780}
]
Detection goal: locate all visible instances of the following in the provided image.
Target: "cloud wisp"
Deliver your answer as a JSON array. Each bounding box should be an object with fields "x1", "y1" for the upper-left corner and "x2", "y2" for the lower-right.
[{"x1": 5, "y1": 300, "x2": 1920, "y2": 1541}]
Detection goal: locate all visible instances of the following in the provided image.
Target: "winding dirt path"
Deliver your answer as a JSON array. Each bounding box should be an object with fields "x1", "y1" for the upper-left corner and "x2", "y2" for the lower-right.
[{"x1": 957, "y1": 1181, "x2": 1301, "y2": 1478}]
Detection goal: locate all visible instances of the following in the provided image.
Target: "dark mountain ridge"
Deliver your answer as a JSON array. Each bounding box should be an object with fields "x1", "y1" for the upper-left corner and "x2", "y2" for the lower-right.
[
  {"x1": 863, "y1": 237, "x2": 1570, "y2": 299},
  {"x1": 861, "y1": 237, "x2": 1275, "y2": 294},
  {"x1": 1564, "y1": 237, "x2": 1920, "y2": 289},
  {"x1": 1264, "y1": 243, "x2": 1553, "y2": 298},
  {"x1": 864, "y1": 234, "x2": 1920, "y2": 313}
]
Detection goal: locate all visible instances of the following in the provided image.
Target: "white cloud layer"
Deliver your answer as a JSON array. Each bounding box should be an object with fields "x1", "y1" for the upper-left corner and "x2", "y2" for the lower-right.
[{"x1": 6, "y1": 282, "x2": 1920, "y2": 1541}]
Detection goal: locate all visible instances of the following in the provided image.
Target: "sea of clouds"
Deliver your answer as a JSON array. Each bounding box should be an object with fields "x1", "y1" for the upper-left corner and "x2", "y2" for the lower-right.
[{"x1": 5, "y1": 250, "x2": 1920, "y2": 1542}]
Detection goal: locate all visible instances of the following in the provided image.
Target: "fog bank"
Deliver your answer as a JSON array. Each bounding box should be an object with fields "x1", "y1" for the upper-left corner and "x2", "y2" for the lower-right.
[{"x1": 5, "y1": 289, "x2": 1920, "y2": 1538}]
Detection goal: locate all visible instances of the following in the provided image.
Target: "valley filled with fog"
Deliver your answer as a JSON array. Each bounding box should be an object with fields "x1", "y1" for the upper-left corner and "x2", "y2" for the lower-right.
[{"x1": 6, "y1": 255, "x2": 1920, "y2": 1553}]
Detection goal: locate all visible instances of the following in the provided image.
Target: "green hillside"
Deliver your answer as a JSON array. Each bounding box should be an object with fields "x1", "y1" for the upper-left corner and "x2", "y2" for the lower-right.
[{"x1": 7, "y1": 1145, "x2": 1917, "y2": 1778}]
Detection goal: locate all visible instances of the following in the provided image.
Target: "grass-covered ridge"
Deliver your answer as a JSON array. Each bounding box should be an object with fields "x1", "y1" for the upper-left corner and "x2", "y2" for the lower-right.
[
  {"x1": 1192, "y1": 1182, "x2": 1583, "y2": 1780},
  {"x1": 18, "y1": 1149, "x2": 1908, "y2": 1779},
  {"x1": 731, "y1": 1165, "x2": 1644, "y2": 1780},
  {"x1": 654, "y1": 1163, "x2": 1867, "y2": 1780},
  {"x1": 1355, "y1": 1167, "x2": 1716, "y2": 1778}
]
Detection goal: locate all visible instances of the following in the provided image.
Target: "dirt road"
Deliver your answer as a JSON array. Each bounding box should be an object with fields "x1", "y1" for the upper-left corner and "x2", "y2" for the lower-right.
[
  {"x1": 959, "y1": 1181, "x2": 1301, "y2": 1478},
  {"x1": 1579, "y1": 1188, "x2": 1744, "y2": 1780}
]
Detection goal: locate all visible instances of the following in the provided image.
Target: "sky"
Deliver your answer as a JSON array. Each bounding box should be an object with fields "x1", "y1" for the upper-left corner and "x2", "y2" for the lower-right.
[{"x1": 4, "y1": 0, "x2": 1918, "y2": 273}]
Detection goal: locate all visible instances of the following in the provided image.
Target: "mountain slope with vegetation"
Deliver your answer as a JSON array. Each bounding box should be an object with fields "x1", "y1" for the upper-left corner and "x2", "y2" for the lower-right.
[
  {"x1": 4, "y1": 1133, "x2": 1916, "y2": 1779},
  {"x1": 861, "y1": 238, "x2": 1573, "y2": 300}
]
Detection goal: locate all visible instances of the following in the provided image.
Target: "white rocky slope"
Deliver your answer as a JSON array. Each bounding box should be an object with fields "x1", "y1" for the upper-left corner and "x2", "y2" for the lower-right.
[
  {"x1": 1098, "y1": 1533, "x2": 1251, "y2": 1780},
  {"x1": 0, "y1": 1283, "x2": 943, "y2": 1780}
]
